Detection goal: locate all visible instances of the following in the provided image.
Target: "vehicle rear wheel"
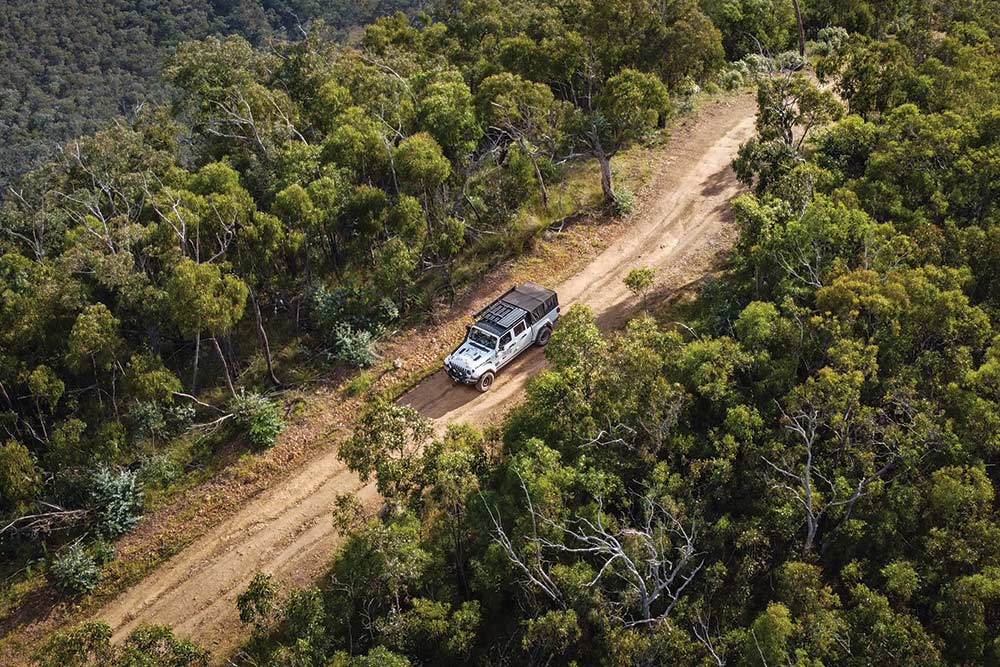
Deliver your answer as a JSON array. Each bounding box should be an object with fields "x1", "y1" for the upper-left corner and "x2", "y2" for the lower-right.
[
  {"x1": 476, "y1": 371, "x2": 495, "y2": 392},
  {"x1": 535, "y1": 326, "x2": 552, "y2": 347}
]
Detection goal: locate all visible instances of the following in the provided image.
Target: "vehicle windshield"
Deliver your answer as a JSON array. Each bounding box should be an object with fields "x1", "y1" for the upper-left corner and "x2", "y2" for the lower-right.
[{"x1": 467, "y1": 327, "x2": 497, "y2": 350}]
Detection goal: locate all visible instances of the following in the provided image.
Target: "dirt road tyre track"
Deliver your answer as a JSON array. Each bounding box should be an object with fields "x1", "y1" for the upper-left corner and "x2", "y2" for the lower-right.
[{"x1": 92, "y1": 93, "x2": 756, "y2": 660}]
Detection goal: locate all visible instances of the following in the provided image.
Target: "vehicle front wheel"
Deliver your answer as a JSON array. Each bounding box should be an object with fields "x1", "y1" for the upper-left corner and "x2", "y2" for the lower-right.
[
  {"x1": 476, "y1": 371, "x2": 495, "y2": 393},
  {"x1": 535, "y1": 326, "x2": 552, "y2": 347}
]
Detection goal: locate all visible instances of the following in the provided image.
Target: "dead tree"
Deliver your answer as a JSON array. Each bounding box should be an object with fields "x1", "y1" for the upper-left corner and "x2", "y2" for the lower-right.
[
  {"x1": 693, "y1": 611, "x2": 726, "y2": 667},
  {"x1": 763, "y1": 403, "x2": 824, "y2": 553},
  {"x1": 487, "y1": 477, "x2": 704, "y2": 627},
  {"x1": 762, "y1": 396, "x2": 912, "y2": 554},
  {"x1": 1, "y1": 504, "x2": 92, "y2": 540},
  {"x1": 483, "y1": 476, "x2": 566, "y2": 606}
]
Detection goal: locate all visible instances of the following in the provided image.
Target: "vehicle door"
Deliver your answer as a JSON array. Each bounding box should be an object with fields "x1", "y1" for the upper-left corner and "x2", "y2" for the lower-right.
[
  {"x1": 496, "y1": 330, "x2": 517, "y2": 367},
  {"x1": 511, "y1": 319, "x2": 532, "y2": 355}
]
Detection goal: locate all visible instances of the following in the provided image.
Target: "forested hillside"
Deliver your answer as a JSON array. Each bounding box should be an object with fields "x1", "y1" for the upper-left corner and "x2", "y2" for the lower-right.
[
  {"x1": 5, "y1": 0, "x2": 1000, "y2": 665},
  {"x1": 225, "y1": 3, "x2": 1000, "y2": 666},
  {"x1": 0, "y1": 0, "x2": 422, "y2": 192},
  {"x1": 1, "y1": 0, "x2": 737, "y2": 600}
]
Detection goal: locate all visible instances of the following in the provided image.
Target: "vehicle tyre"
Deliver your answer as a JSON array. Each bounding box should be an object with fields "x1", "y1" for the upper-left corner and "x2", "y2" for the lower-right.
[
  {"x1": 535, "y1": 326, "x2": 553, "y2": 347},
  {"x1": 476, "y1": 371, "x2": 495, "y2": 393}
]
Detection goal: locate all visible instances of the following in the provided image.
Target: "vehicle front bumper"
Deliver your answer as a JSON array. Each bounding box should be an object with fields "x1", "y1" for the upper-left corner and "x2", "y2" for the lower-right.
[{"x1": 445, "y1": 363, "x2": 477, "y2": 385}]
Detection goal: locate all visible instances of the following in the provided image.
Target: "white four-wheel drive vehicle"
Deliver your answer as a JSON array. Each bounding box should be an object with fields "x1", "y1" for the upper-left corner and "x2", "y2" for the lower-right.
[{"x1": 444, "y1": 282, "x2": 560, "y2": 392}]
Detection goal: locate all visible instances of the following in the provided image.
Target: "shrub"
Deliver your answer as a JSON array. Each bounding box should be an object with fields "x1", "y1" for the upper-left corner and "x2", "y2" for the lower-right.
[
  {"x1": 50, "y1": 544, "x2": 101, "y2": 595},
  {"x1": 34, "y1": 621, "x2": 112, "y2": 667},
  {"x1": 332, "y1": 492, "x2": 366, "y2": 532},
  {"x1": 331, "y1": 323, "x2": 377, "y2": 368},
  {"x1": 169, "y1": 402, "x2": 196, "y2": 428},
  {"x1": 372, "y1": 297, "x2": 400, "y2": 329},
  {"x1": 309, "y1": 285, "x2": 394, "y2": 368},
  {"x1": 90, "y1": 466, "x2": 143, "y2": 539},
  {"x1": 238, "y1": 571, "x2": 278, "y2": 634},
  {"x1": 310, "y1": 285, "x2": 398, "y2": 336},
  {"x1": 773, "y1": 50, "x2": 806, "y2": 71},
  {"x1": 139, "y1": 453, "x2": 183, "y2": 488},
  {"x1": 34, "y1": 621, "x2": 208, "y2": 667},
  {"x1": 674, "y1": 76, "x2": 700, "y2": 99},
  {"x1": 231, "y1": 392, "x2": 286, "y2": 450},
  {"x1": 809, "y1": 26, "x2": 849, "y2": 57},
  {"x1": 132, "y1": 401, "x2": 195, "y2": 443},
  {"x1": 612, "y1": 187, "x2": 636, "y2": 217},
  {"x1": 344, "y1": 370, "x2": 376, "y2": 397},
  {"x1": 624, "y1": 266, "x2": 656, "y2": 302},
  {"x1": 131, "y1": 401, "x2": 168, "y2": 441},
  {"x1": 90, "y1": 539, "x2": 116, "y2": 565},
  {"x1": 741, "y1": 54, "x2": 771, "y2": 76},
  {"x1": 311, "y1": 284, "x2": 356, "y2": 329},
  {"x1": 121, "y1": 625, "x2": 209, "y2": 666},
  {"x1": 718, "y1": 68, "x2": 745, "y2": 91}
]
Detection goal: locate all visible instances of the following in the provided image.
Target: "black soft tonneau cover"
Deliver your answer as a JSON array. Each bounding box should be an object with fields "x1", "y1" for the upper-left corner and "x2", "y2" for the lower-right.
[{"x1": 478, "y1": 282, "x2": 558, "y2": 327}]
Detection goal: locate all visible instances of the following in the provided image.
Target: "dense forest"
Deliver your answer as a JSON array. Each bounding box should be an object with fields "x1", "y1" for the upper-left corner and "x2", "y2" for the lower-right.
[
  {"x1": 1, "y1": 0, "x2": 732, "y2": 578},
  {"x1": 4, "y1": 0, "x2": 1000, "y2": 665},
  {"x1": 0, "y1": 0, "x2": 423, "y2": 192}
]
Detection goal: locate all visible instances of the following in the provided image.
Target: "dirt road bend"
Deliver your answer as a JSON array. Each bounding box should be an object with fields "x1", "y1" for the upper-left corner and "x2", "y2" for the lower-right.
[{"x1": 96, "y1": 93, "x2": 757, "y2": 657}]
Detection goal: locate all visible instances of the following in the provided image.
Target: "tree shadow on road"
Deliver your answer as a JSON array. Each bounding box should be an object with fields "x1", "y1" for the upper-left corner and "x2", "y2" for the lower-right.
[
  {"x1": 397, "y1": 349, "x2": 544, "y2": 421},
  {"x1": 700, "y1": 161, "x2": 738, "y2": 197}
]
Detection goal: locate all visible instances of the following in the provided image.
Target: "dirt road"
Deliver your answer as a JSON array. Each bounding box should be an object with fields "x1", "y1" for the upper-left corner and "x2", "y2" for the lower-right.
[{"x1": 96, "y1": 93, "x2": 756, "y2": 657}]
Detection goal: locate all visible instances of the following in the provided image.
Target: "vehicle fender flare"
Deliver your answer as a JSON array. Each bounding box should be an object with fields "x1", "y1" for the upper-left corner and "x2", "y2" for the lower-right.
[{"x1": 535, "y1": 324, "x2": 553, "y2": 346}]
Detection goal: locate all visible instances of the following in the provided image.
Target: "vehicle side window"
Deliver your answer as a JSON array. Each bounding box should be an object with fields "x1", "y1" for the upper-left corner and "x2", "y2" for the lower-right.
[
  {"x1": 499, "y1": 332, "x2": 512, "y2": 348},
  {"x1": 513, "y1": 320, "x2": 527, "y2": 337}
]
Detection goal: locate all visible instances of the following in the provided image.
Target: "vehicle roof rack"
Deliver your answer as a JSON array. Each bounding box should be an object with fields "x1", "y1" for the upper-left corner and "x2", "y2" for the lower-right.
[
  {"x1": 471, "y1": 282, "x2": 559, "y2": 336},
  {"x1": 478, "y1": 300, "x2": 529, "y2": 333}
]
